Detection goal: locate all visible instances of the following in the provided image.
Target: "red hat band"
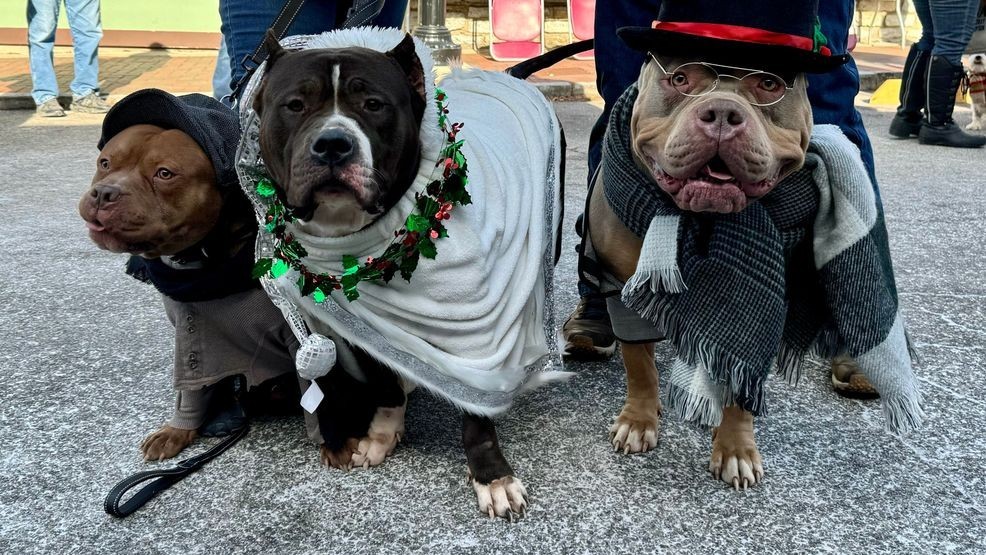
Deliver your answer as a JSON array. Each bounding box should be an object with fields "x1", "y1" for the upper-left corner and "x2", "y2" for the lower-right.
[{"x1": 650, "y1": 20, "x2": 833, "y2": 57}]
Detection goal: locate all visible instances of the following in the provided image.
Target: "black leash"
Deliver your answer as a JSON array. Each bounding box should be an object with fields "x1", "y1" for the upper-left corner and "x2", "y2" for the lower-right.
[
  {"x1": 505, "y1": 39, "x2": 594, "y2": 80},
  {"x1": 104, "y1": 423, "x2": 249, "y2": 518}
]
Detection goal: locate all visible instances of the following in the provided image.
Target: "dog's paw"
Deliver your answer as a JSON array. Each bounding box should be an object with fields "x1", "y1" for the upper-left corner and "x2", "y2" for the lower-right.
[
  {"x1": 966, "y1": 120, "x2": 983, "y2": 131},
  {"x1": 471, "y1": 475, "x2": 528, "y2": 521},
  {"x1": 709, "y1": 430, "x2": 763, "y2": 490},
  {"x1": 609, "y1": 404, "x2": 660, "y2": 454},
  {"x1": 140, "y1": 426, "x2": 197, "y2": 461},
  {"x1": 319, "y1": 438, "x2": 361, "y2": 471},
  {"x1": 350, "y1": 405, "x2": 405, "y2": 470}
]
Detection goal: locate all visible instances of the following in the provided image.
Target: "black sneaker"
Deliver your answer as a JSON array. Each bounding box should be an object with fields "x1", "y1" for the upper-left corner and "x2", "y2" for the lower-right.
[
  {"x1": 562, "y1": 296, "x2": 617, "y2": 360},
  {"x1": 70, "y1": 92, "x2": 111, "y2": 114},
  {"x1": 36, "y1": 98, "x2": 65, "y2": 117}
]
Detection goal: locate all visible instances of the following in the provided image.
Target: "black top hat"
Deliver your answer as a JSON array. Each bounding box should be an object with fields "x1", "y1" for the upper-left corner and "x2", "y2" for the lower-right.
[
  {"x1": 98, "y1": 89, "x2": 241, "y2": 188},
  {"x1": 618, "y1": 0, "x2": 850, "y2": 74}
]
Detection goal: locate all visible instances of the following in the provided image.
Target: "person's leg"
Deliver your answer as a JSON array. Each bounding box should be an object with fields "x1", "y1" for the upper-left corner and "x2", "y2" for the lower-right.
[
  {"x1": 918, "y1": 0, "x2": 986, "y2": 146},
  {"x1": 63, "y1": 0, "x2": 110, "y2": 112},
  {"x1": 564, "y1": 0, "x2": 661, "y2": 360},
  {"x1": 889, "y1": 0, "x2": 934, "y2": 138},
  {"x1": 371, "y1": 0, "x2": 409, "y2": 28},
  {"x1": 213, "y1": 38, "x2": 233, "y2": 101},
  {"x1": 809, "y1": 0, "x2": 878, "y2": 187},
  {"x1": 26, "y1": 0, "x2": 60, "y2": 107},
  {"x1": 221, "y1": 0, "x2": 338, "y2": 95},
  {"x1": 63, "y1": 0, "x2": 102, "y2": 98}
]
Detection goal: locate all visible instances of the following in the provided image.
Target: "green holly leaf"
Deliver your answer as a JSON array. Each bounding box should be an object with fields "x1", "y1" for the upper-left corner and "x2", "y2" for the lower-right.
[
  {"x1": 300, "y1": 275, "x2": 318, "y2": 296},
  {"x1": 270, "y1": 258, "x2": 290, "y2": 278},
  {"x1": 405, "y1": 214, "x2": 431, "y2": 233},
  {"x1": 256, "y1": 179, "x2": 276, "y2": 198},
  {"x1": 342, "y1": 254, "x2": 360, "y2": 276},
  {"x1": 418, "y1": 236, "x2": 437, "y2": 259},
  {"x1": 251, "y1": 258, "x2": 273, "y2": 279},
  {"x1": 312, "y1": 289, "x2": 326, "y2": 304},
  {"x1": 399, "y1": 252, "x2": 419, "y2": 281}
]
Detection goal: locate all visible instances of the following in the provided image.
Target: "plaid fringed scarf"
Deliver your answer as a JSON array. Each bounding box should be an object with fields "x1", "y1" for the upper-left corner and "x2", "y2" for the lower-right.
[{"x1": 601, "y1": 85, "x2": 923, "y2": 434}]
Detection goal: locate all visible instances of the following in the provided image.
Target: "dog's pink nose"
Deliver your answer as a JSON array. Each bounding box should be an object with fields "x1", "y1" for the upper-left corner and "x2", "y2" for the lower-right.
[{"x1": 695, "y1": 99, "x2": 747, "y2": 141}]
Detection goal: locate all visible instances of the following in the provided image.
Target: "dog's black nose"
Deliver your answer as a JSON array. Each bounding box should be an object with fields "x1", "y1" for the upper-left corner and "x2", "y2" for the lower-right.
[
  {"x1": 91, "y1": 184, "x2": 121, "y2": 205},
  {"x1": 311, "y1": 129, "x2": 355, "y2": 166}
]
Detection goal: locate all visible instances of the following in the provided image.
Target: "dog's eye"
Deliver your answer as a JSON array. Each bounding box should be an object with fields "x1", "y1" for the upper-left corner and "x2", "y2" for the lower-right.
[
  {"x1": 670, "y1": 72, "x2": 689, "y2": 87},
  {"x1": 285, "y1": 99, "x2": 305, "y2": 112},
  {"x1": 98, "y1": 158, "x2": 109, "y2": 170},
  {"x1": 155, "y1": 168, "x2": 174, "y2": 180},
  {"x1": 758, "y1": 77, "x2": 780, "y2": 92},
  {"x1": 364, "y1": 99, "x2": 383, "y2": 111}
]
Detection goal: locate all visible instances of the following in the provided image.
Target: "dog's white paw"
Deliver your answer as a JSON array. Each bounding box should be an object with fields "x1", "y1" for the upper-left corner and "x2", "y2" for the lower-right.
[
  {"x1": 709, "y1": 443, "x2": 764, "y2": 490},
  {"x1": 966, "y1": 120, "x2": 983, "y2": 130},
  {"x1": 471, "y1": 475, "x2": 528, "y2": 521},
  {"x1": 351, "y1": 404, "x2": 405, "y2": 469}
]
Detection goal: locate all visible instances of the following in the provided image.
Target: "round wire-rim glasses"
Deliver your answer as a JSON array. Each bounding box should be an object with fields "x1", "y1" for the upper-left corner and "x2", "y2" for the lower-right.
[{"x1": 648, "y1": 52, "x2": 797, "y2": 107}]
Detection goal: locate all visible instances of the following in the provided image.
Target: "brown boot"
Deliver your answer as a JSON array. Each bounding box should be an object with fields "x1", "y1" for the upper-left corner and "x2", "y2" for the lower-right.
[{"x1": 830, "y1": 355, "x2": 879, "y2": 399}]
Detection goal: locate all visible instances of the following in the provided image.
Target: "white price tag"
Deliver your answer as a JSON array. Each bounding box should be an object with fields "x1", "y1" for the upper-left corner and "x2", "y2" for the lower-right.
[{"x1": 300, "y1": 380, "x2": 325, "y2": 413}]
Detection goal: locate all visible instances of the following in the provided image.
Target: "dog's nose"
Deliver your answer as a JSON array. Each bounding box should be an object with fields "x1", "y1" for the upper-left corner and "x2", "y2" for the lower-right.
[
  {"x1": 695, "y1": 99, "x2": 747, "y2": 140},
  {"x1": 90, "y1": 184, "x2": 121, "y2": 205},
  {"x1": 311, "y1": 129, "x2": 355, "y2": 165}
]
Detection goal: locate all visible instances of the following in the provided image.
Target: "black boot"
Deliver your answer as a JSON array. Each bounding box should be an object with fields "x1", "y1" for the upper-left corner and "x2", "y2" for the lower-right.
[
  {"x1": 919, "y1": 56, "x2": 986, "y2": 148},
  {"x1": 889, "y1": 45, "x2": 930, "y2": 138}
]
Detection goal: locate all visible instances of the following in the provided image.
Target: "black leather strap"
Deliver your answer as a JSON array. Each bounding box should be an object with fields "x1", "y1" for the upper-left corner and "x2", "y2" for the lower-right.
[
  {"x1": 103, "y1": 424, "x2": 249, "y2": 518},
  {"x1": 228, "y1": 0, "x2": 308, "y2": 103}
]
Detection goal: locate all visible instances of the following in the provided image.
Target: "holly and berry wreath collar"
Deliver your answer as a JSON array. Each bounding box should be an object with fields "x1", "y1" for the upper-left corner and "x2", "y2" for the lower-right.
[{"x1": 251, "y1": 88, "x2": 470, "y2": 302}]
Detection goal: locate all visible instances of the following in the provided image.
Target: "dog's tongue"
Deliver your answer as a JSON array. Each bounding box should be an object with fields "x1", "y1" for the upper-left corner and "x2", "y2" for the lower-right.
[{"x1": 703, "y1": 164, "x2": 734, "y2": 181}]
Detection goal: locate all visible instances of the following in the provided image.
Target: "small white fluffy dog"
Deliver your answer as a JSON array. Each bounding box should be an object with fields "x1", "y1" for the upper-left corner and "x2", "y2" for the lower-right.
[{"x1": 967, "y1": 53, "x2": 986, "y2": 131}]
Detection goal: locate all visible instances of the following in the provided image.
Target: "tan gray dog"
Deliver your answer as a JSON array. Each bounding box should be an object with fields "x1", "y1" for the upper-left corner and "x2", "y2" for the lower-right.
[{"x1": 580, "y1": 0, "x2": 897, "y2": 489}]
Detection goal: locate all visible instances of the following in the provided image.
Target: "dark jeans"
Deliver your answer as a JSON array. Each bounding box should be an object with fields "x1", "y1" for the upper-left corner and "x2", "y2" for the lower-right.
[
  {"x1": 219, "y1": 0, "x2": 408, "y2": 94},
  {"x1": 579, "y1": 0, "x2": 880, "y2": 298},
  {"x1": 912, "y1": 0, "x2": 982, "y2": 64}
]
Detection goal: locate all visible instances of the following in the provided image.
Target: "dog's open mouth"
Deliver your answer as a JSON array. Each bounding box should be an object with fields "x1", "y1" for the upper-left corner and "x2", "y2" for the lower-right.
[{"x1": 654, "y1": 156, "x2": 776, "y2": 214}]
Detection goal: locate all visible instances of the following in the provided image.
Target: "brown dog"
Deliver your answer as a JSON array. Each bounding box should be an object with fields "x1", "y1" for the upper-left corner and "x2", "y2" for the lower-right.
[{"x1": 585, "y1": 53, "x2": 814, "y2": 489}]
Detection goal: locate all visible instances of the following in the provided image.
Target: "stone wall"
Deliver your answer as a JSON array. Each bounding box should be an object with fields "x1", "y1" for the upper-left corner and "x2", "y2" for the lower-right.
[{"x1": 854, "y1": 0, "x2": 923, "y2": 45}]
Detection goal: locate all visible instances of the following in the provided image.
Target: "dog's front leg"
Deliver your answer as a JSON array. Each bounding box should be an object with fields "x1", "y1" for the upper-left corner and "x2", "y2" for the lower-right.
[
  {"x1": 611, "y1": 341, "x2": 661, "y2": 454},
  {"x1": 463, "y1": 414, "x2": 527, "y2": 520},
  {"x1": 709, "y1": 405, "x2": 764, "y2": 490}
]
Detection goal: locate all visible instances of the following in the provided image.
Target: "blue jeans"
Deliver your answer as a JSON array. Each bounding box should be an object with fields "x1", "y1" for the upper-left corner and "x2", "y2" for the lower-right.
[
  {"x1": 212, "y1": 38, "x2": 233, "y2": 101},
  {"x1": 27, "y1": 0, "x2": 103, "y2": 105},
  {"x1": 580, "y1": 0, "x2": 880, "y2": 297},
  {"x1": 220, "y1": 0, "x2": 408, "y2": 96},
  {"x1": 911, "y1": 0, "x2": 982, "y2": 64}
]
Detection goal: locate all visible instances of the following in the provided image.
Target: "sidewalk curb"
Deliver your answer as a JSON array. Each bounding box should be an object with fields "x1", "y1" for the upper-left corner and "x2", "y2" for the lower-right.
[
  {"x1": 859, "y1": 71, "x2": 902, "y2": 93},
  {"x1": 1, "y1": 80, "x2": 588, "y2": 110}
]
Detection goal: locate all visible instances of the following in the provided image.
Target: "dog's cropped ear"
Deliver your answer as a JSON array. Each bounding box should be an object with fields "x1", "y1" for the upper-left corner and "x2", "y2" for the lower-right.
[
  {"x1": 387, "y1": 34, "x2": 427, "y2": 106},
  {"x1": 262, "y1": 29, "x2": 287, "y2": 69}
]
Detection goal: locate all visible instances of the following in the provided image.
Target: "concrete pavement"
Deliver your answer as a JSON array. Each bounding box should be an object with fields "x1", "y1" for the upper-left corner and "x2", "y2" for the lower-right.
[{"x1": 0, "y1": 102, "x2": 984, "y2": 554}]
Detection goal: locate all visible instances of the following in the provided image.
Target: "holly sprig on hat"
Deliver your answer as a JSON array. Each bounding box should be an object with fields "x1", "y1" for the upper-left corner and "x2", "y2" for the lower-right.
[{"x1": 251, "y1": 87, "x2": 470, "y2": 302}]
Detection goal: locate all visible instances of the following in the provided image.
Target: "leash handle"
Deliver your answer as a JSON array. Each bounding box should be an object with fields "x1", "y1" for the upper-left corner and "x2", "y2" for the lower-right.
[{"x1": 104, "y1": 424, "x2": 249, "y2": 518}]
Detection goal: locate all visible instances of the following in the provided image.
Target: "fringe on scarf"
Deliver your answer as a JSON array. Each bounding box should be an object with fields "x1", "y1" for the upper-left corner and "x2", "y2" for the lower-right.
[
  {"x1": 631, "y1": 295, "x2": 769, "y2": 415},
  {"x1": 881, "y1": 393, "x2": 926, "y2": 435},
  {"x1": 621, "y1": 216, "x2": 686, "y2": 306}
]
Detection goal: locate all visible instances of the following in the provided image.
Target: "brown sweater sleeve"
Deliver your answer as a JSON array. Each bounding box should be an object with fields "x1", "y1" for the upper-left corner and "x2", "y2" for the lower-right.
[{"x1": 168, "y1": 386, "x2": 215, "y2": 430}]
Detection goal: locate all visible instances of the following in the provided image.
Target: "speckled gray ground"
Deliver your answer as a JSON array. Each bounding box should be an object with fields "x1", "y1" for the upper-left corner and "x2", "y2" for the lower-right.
[{"x1": 1, "y1": 104, "x2": 984, "y2": 554}]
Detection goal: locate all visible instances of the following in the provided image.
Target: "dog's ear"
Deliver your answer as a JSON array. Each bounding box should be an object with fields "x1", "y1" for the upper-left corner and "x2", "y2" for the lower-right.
[
  {"x1": 262, "y1": 29, "x2": 286, "y2": 69},
  {"x1": 387, "y1": 34, "x2": 427, "y2": 106}
]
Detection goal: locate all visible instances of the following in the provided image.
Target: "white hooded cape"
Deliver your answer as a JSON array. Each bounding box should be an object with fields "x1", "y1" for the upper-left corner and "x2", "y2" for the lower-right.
[{"x1": 236, "y1": 28, "x2": 566, "y2": 415}]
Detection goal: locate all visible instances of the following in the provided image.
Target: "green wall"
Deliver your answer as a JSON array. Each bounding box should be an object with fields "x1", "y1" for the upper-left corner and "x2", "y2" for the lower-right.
[{"x1": 2, "y1": 0, "x2": 220, "y2": 33}]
